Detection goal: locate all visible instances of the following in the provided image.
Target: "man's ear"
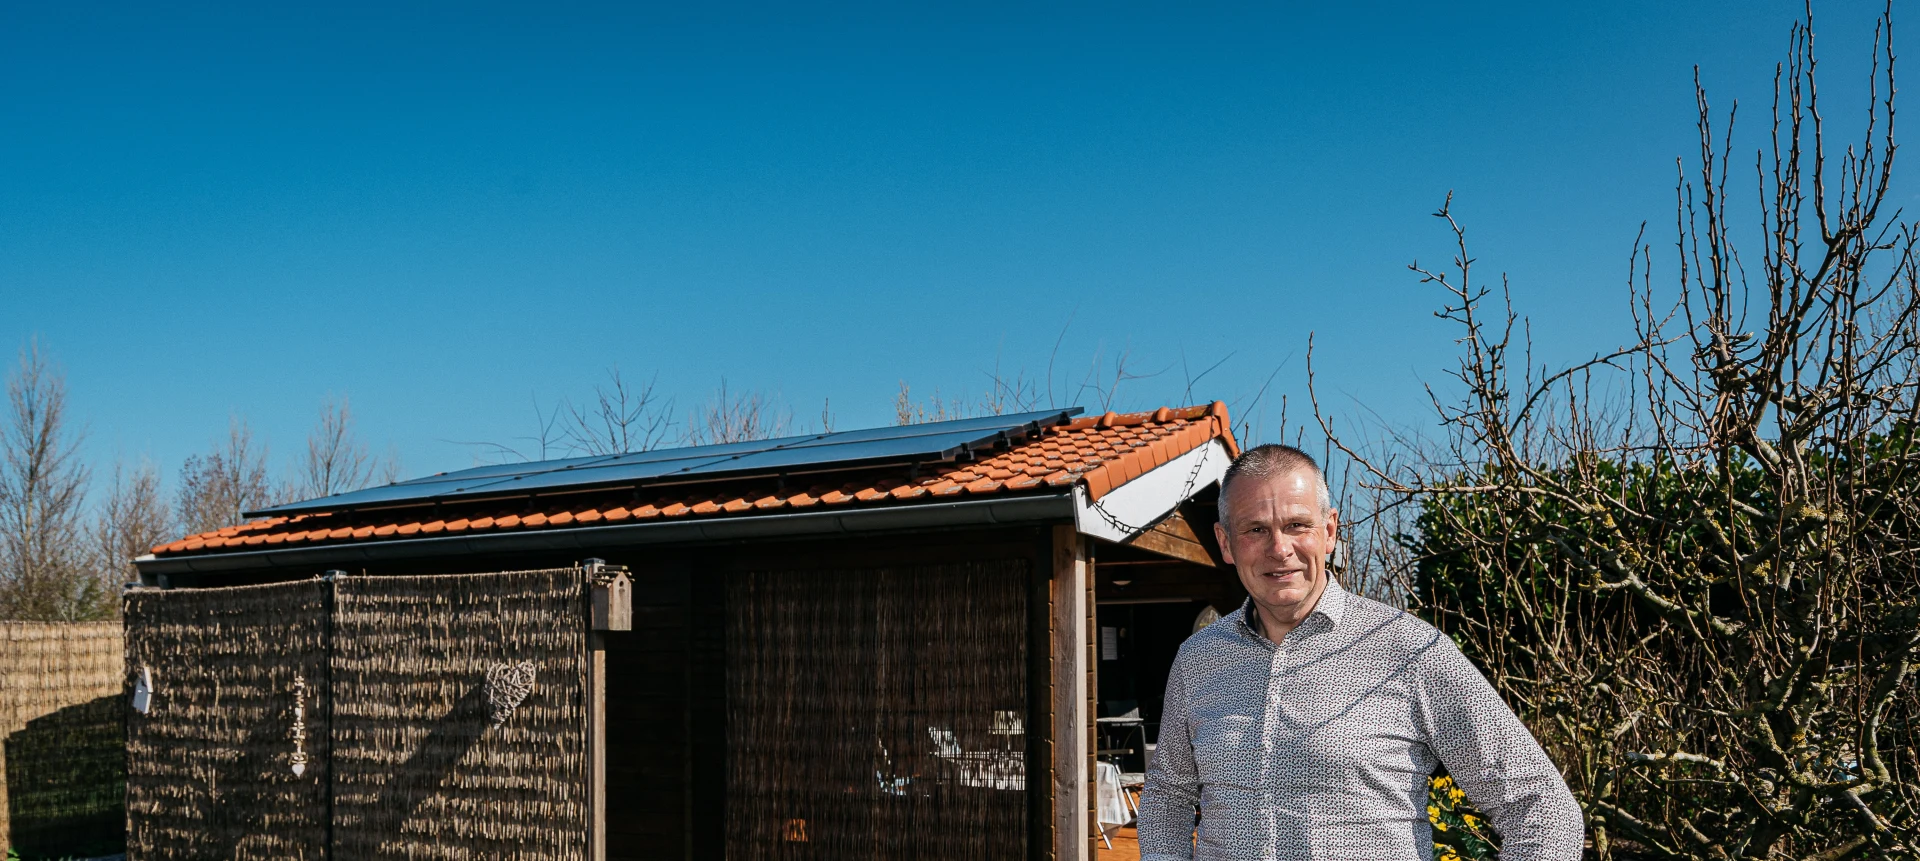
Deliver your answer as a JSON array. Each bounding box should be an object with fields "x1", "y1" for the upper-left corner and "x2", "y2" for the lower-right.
[{"x1": 1214, "y1": 521, "x2": 1235, "y2": 565}]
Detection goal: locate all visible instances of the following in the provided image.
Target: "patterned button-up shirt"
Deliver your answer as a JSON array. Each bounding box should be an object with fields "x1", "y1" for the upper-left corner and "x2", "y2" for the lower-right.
[{"x1": 1138, "y1": 578, "x2": 1584, "y2": 860}]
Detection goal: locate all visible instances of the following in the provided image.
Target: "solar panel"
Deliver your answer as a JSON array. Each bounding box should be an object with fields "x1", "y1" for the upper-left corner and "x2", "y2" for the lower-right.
[{"x1": 249, "y1": 407, "x2": 1082, "y2": 517}]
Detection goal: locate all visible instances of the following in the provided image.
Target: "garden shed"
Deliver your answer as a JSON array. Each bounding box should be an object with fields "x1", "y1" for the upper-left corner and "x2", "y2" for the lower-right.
[{"x1": 128, "y1": 403, "x2": 1246, "y2": 861}]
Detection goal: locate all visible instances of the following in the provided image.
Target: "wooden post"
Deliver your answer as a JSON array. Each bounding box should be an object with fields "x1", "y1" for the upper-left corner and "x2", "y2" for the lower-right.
[
  {"x1": 1087, "y1": 548, "x2": 1100, "y2": 861},
  {"x1": 1051, "y1": 525, "x2": 1090, "y2": 861},
  {"x1": 585, "y1": 561, "x2": 627, "y2": 861},
  {"x1": 590, "y1": 634, "x2": 606, "y2": 861}
]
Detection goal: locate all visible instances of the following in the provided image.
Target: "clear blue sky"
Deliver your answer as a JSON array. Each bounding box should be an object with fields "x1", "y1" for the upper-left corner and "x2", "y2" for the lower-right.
[{"x1": 3, "y1": 2, "x2": 1910, "y2": 497}]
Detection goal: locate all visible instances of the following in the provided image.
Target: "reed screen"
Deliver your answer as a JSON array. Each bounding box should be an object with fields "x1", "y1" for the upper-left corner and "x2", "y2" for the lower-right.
[
  {"x1": 0, "y1": 621, "x2": 125, "y2": 858},
  {"x1": 124, "y1": 579, "x2": 332, "y2": 861},
  {"x1": 123, "y1": 568, "x2": 589, "y2": 861},
  {"x1": 726, "y1": 560, "x2": 1029, "y2": 861},
  {"x1": 329, "y1": 568, "x2": 588, "y2": 861}
]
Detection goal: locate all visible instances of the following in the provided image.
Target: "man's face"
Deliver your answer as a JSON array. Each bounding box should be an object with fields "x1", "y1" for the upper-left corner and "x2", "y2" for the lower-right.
[{"x1": 1214, "y1": 468, "x2": 1338, "y2": 618}]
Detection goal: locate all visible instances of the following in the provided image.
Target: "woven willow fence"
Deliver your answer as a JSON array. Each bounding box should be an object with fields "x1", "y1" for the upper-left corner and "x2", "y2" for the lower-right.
[
  {"x1": 0, "y1": 622, "x2": 125, "y2": 858},
  {"x1": 124, "y1": 568, "x2": 588, "y2": 861},
  {"x1": 727, "y1": 560, "x2": 1030, "y2": 861}
]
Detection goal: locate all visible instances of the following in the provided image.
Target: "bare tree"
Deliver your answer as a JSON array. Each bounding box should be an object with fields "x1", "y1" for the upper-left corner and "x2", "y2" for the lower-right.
[
  {"x1": 293, "y1": 396, "x2": 377, "y2": 500},
  {"x1": 379, "y1": 445, "x2": 404, "y2": 484},
  {"x1": 447, "y1": 395, "x2": 566, "y2": 465},
  {"x1": 1318, "y1": 10, "x2": 1920, "y2": 856},
  {"x1": 895, "y1": 359, "x2": 1044, "y2": 426},
  {"x1": 176, "y1": 418, "x2": 280, "y2": 535},
  {"x1": 688, "y1": 379, "x2": 789, "y2": 445},
  {"x1": 895, "y1": 382, "x2": 967, "y2": 425},
  {"x1": 0, "y1": 342, "x2": 99, "y2": 621},
  {"x1": 1072, "y1": 343, "x2": 1163, "y2": 413},
  {"x1": 90, "y1": 458, "x2": 171, "y2": 599},
  {"x1": 562, "y1": 368, "x2": 674, "y2": 455}
]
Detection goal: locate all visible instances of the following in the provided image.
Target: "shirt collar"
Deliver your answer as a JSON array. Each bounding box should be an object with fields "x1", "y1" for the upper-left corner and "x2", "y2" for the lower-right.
[{"x1": 1235, "y1": 576, "x2": 1349, "y2": 642}]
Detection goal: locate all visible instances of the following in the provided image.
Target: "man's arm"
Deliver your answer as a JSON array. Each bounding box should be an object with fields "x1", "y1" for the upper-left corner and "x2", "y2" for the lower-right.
[
  {"x1": 1137, "y1": 654, "x2": 1199, "y2": 861},
  {"x1": 1416, "y1": 632, "x2": 1585, "y2": 861}
]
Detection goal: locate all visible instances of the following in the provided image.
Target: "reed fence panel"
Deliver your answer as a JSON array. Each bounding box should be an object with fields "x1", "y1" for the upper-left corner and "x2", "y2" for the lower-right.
[
  {"x1": 726, "y1": 559, "x2": 1029, "y2": 861},
  {"x1": 0, "y1": 621, "x2": 125, "y2": 858},
  {"x1": 124, "y1": 580, "x2": 331, "y2": 861},
  {"x1": 329, "y1": 568, "x2": 589, "y2": 861}
]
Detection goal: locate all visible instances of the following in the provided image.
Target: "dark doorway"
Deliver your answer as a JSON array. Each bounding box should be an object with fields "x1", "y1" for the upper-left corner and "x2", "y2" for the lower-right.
[{"x1": 1095, "y1": 600, "x2": 1215, "y2": 773}]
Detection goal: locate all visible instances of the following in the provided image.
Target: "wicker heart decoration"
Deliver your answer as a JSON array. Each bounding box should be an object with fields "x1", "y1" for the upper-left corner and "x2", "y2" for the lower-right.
[{"x1": 484, "y1": 660, "x2": 538, "y2": 727}]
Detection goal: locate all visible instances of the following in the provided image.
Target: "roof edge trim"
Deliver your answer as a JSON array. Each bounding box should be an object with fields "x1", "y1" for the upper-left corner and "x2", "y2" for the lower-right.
[
  {"x1": 1073, "y1": 439, "x2": 1231, "y2": 544},
  {"x1": 134, "y1": 492, "x2": 1076, "y2": 576}
]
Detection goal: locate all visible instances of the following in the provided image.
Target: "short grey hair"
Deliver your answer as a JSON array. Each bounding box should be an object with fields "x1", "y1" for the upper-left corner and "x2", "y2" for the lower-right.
[{"x1": 1216, "y1": 444, "x2": 1332, "y2": 528}]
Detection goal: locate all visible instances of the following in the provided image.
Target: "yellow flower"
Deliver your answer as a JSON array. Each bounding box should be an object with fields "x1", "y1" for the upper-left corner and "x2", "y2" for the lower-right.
[
  {"x1": 1463, "y1": 814, "x2": 1480, "y2": 828},
  {"x1": 1435, "y1": 821, "x2": 1449, "y2": 832},
  {"x1": 1427, "y1": 805, "x2": 1440, "y2": 822},
  {"x1": 1449, "y1": 788, "x2": 1466, "y2": 803}
]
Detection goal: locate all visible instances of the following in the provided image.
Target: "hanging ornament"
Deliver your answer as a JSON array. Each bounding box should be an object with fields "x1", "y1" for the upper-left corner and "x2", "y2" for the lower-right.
[
  {"x1": 290, "y1": 675, "x2": 310, "y2": 776},
  {"x1": 484, "y1": 661, "x2": 537, "y2": 727}
]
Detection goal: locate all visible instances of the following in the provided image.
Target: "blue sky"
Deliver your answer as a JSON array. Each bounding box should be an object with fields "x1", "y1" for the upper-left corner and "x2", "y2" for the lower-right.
[{"x1": 3, "y1": 2, "x2": 1910, "y2": 497}]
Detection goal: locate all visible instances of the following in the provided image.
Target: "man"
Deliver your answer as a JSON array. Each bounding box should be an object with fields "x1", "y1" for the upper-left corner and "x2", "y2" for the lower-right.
[{"x1": 1138, "y1": 444, "x2": 1584, "y2": 860}]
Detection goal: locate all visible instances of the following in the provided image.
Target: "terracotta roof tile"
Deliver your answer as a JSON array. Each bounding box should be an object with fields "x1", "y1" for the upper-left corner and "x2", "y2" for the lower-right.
[{"x1": 151, "y1": 402, "x2": 1240, "y2": 559}]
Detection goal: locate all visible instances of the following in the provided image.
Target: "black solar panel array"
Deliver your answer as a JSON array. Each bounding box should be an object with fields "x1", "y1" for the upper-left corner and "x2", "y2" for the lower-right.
[{"x1": 249, "y1": 407, "x2": 1083, "y2": 517}]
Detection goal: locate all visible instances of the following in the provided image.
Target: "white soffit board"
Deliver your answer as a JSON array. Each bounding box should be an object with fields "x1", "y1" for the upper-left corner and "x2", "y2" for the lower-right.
[{"x1": 1073, "y1": 439, "x2": 1231, "y2": 543}]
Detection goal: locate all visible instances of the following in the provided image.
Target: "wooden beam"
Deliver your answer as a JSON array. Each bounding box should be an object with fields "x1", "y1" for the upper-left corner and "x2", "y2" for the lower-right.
[
  {"x1": 1086, "y1": 548, "x2": 1099, "y2": 861},
  {"x1": 1121, "y1": 509, "x2": 1221, "y2": 567},
  {"x1": 592, "y1": 571, "x2": 632, "y2": 631},
  {"x1": 1029, "y1": 538, "x2": 1054, "y2": 861},
  {"x1": 1050, "y1": 525, "x2": 1090, "y2": 861},
  {"x1": 584, "y1": 560, "x2": 620, "y2": 861},
  {"x1": 589, "y1": 633, "x2": 606, "y2": 861}
]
